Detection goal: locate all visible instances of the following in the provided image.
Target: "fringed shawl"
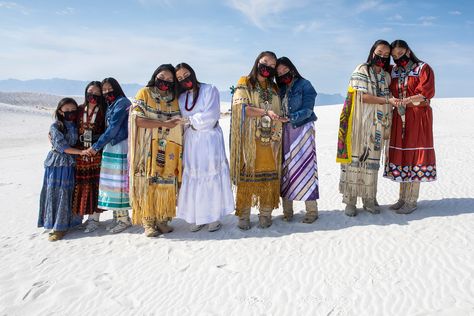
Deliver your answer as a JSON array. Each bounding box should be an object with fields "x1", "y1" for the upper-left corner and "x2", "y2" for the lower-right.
[
  {"x1": 230, "y1": 76, "x2": 282, "y2": 184},
  {"x1": 336, "y1": 87, "x2": 355, "y2": 163},
  {"x1": 129, "y1": 87, "x2": 182, "y2": 223},
  {"x1": 337, "y1": 64, "x2": 392, "y2": 167}
]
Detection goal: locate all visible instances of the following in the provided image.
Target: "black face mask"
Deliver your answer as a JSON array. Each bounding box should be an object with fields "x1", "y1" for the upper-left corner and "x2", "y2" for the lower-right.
[
  {"x1": 258, "y1": 63, "x2": 275, "y2": 78},
  {"x1": 156, "y1": 78, "x2": 174, "y2": 91},
  {"x1": 103, "y1": 91, "x2": 117, "y2": 105},
  {"x1": 86, "y1": 93, "x2": 101, "y2": 105},
  {"x1": 373, "y1": 54, "x2": 390, "y2": 68},
  {"x1": 277, "y1": 72, "x2": 294, "y2": 85},
  {"x1": 179, "y1": 77, "x2": 193, "y2": 90},
  {"x1": 394, "y1": 54, "x2": 410, "y2": 67},
  {"x1": 63, "y1": 109, "x2": 78, "y2": 121}
]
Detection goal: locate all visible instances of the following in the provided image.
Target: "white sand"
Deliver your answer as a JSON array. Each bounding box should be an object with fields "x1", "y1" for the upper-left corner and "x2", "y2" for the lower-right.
[{"x1": 0, "y1": 98, "x2": 473, "y2": 315}]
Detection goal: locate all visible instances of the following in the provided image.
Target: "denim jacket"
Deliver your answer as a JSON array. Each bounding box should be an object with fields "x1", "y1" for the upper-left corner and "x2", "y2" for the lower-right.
[
  {"x1": 279, "y1": 78, "x2": 317, "y2": 128},
  {"x1": 92, "y1": 96, "x2": 131, "y2": 151}
]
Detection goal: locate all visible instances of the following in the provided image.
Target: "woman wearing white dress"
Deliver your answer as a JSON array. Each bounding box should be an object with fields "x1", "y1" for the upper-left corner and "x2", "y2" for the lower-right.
[{"x1": 175, "y1": 63, "x2": 234, "y2": 232}]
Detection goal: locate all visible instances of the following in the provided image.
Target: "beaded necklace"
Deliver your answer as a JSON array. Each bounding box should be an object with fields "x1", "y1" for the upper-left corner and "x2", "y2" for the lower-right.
[{"x1": 150, "y1": 88, "x2": 175, "y2": 168}]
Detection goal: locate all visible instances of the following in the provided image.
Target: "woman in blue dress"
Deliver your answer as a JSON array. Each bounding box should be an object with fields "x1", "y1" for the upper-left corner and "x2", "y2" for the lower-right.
[{"x1": 38, "y1": 97, "x2": 90, "y2": 241}]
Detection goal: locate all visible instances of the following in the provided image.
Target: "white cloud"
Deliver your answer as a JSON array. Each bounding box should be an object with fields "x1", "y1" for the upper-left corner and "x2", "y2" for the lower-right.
[
  {"x1": 227, "y1": 0, "x2": 307, "y2": 29},
  {"x1": 0, "y1": 1, "x2": 17, "y2": 8},
  {"x1": 293, "y1": 21, "x2": 322, "y2": 33},
  {"x1": 388, "y1": 14, "x2": 403, "y2": 21},
  {"x1": 136, "y1": 0, "x2": 173, "y2": 7},
  {"x1": 418, "y1": 16, "x2": 436, "y2": 26},
  {"x1": 355, "y1": 0, "x2": 380, "y2": 13},
  {"x1": 449, "y1": 10, "x2": 461, "y2": 16},
  {"x1": 354, "y1": 0, "x2": 394, "y2": 13},
  {"x1": 0, "y1": 1, "x2": 28, "y2": 14},
  {"x1": 55, "y1": 7, "x2": 75, "y2": 16},
  {"x1": 0, "y1": 26, "x2": 246, "y2": 89}
]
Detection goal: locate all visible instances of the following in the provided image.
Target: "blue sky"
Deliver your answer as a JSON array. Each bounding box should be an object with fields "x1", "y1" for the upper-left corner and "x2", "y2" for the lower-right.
[{"x1": 0, "y1": 0, "x2": 473, "y2": 97}]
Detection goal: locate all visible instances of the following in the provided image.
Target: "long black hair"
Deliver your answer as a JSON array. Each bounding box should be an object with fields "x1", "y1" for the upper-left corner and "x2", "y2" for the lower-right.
[
  {"x1": 276, "y1": 56, "x2": 304, "y2": 88},
  {"x1": 176, "y1": 62, "x2": 201, "y2": 108},
  {"x1": 54, "y1": 97, "x2": 78, "y2": 133},
  {"x1": 390, "y1": 39, "x2": 422, "y2": 63},
  {"x1": 247, "y1": 51, "x2": 278, "y2": 90},
  {"x1": 101, "y1": 77, "x2": 126, "y2": 98},
  {"x1": 83, "y1": 81, "x2": 106, "y2": 113},
  {"x1": 366, "y1": 39, "x2": 391, "y2": 71},
  {"x1": 146, "y1": 64, "x2": 178, "y2": 101}
]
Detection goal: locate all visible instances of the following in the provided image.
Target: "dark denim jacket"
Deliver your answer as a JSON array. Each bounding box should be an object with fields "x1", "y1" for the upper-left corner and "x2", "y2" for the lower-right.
[
  {"x1": 92, "y1": 97, "x2": 131, "y2": 151},
  {"x1": 279, "y1": 78, "x2": 317, "y2": 128}
]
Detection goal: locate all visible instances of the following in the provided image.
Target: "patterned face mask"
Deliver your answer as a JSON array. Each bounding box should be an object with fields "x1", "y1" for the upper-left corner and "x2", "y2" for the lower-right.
[
  {"x1": 86, "y1": 93, "x2": 101, "y2": 105},
  {"x1": 155, "y1": 78, "x2": 174, "y2": 91},
  {"x1": 277, "y1": 72, "x2": 293, "y2": 85},
  {"x1": 258, "y1": 63, "x2": 275, "y2": 78},
  {"x1": 103, "y1": 91, "x2": 117, "y2": 105},
  {"x1": 373, "y1": 54, "x2": 390, "y2": 68},
  {"x1": 394, "y1": 54, "x2": 410, "y2": 67},
  {"x1": 179, "y1": 77, "x2": 193, "y2": 90}
]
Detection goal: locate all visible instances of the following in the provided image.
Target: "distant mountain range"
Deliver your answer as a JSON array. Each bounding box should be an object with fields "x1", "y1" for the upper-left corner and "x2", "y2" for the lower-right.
[
  {"x1": 0, "y1": 78, "x2": 344, "y2": 105},
  {"x1": 0, "y1": 78, "x2": 142, "y2": 98}
]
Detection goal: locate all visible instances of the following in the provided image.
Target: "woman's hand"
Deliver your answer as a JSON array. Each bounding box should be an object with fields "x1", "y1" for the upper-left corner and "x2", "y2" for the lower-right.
[
  {"x1": 86, "y1": 147, "x2": 98, "y2": 156},
  {"x1": 278, "y1": 116, "x2": 290, "y2": 123},
  {"x1": 163, "y1": 117, "x2": 182, "y2": 129},
  {"x1": 266, "y1": 110, "x2": 280, "y2": 121},
  {"x1": 389, "y1": 97, "x2": 399, "y2": 107},
  {"x1": 179, "y1": 118, "x2": 190, "y2": 126},
  {"x1": 80, "y1": 149, "x2": 92, "y2": 157}
]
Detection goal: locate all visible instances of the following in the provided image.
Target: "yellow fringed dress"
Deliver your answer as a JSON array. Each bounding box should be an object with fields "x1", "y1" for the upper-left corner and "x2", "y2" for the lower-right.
[
  {"x1": 230, "y1": 76, "x2": 283, "y2": 213},
  {"x1": 129, "y1": 87, "x2": 183, "y2": 224}
]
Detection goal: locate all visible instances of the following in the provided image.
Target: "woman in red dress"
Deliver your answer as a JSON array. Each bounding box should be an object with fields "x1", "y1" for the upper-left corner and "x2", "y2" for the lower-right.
[
  {"x1": 384, "y1": 40, "x2": 436, "y2": 214},
  {"x1": 72, "y1": 81, "x2": 106, "y2": 231}
]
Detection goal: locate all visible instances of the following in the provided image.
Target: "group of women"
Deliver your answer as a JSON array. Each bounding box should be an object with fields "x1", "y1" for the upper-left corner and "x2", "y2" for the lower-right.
[
  {"x1": 337, "y1": 39, "x2": 436, "y2": 216},
  {"x1": 38, "y1": 38, "x2": 435, "y2": 241}
]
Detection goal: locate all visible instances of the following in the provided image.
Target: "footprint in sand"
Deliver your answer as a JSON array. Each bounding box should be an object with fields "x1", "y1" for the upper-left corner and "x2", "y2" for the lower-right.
[{"x1": 22, "y1": 281, "x2": 50, "y2": 301}]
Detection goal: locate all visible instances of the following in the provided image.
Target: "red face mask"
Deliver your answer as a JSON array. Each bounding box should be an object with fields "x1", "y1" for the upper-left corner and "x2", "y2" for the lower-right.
[
  {"x1": 373, "y1": 54, "x2": 390, "y2": 68},
  {"x1": 394, "y1": 54, "x2": 410, "y2": 67},
  {"x1": 179, "y1": 77, "x2": 193, "y2": 90},
  {"x1": 86, "y1": 93, "x2": 100, "y2": 105},
  {"x1": 258, "y1": 63, "x2": 275, "y2": 78},
  {"x1": 156, "y1": 78, "x2": 174, "y2": 91},
  {"x1": 104, "y1": 91, "x2": 116, "y2": 105},
  {"x1": 278, "y1": 72, "x2": 293, "y2": 85}
]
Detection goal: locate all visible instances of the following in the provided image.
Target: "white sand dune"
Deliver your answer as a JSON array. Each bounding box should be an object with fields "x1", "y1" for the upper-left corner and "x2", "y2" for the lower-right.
[{"x1": 0, "y1": 98, "x2": 473, "y2": 315}]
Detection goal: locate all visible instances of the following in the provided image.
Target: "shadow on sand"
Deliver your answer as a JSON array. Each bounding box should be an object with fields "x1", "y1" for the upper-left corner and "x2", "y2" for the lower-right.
[{"x1": 63, "y1": 198, "x2": 474, "y2": 242}]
